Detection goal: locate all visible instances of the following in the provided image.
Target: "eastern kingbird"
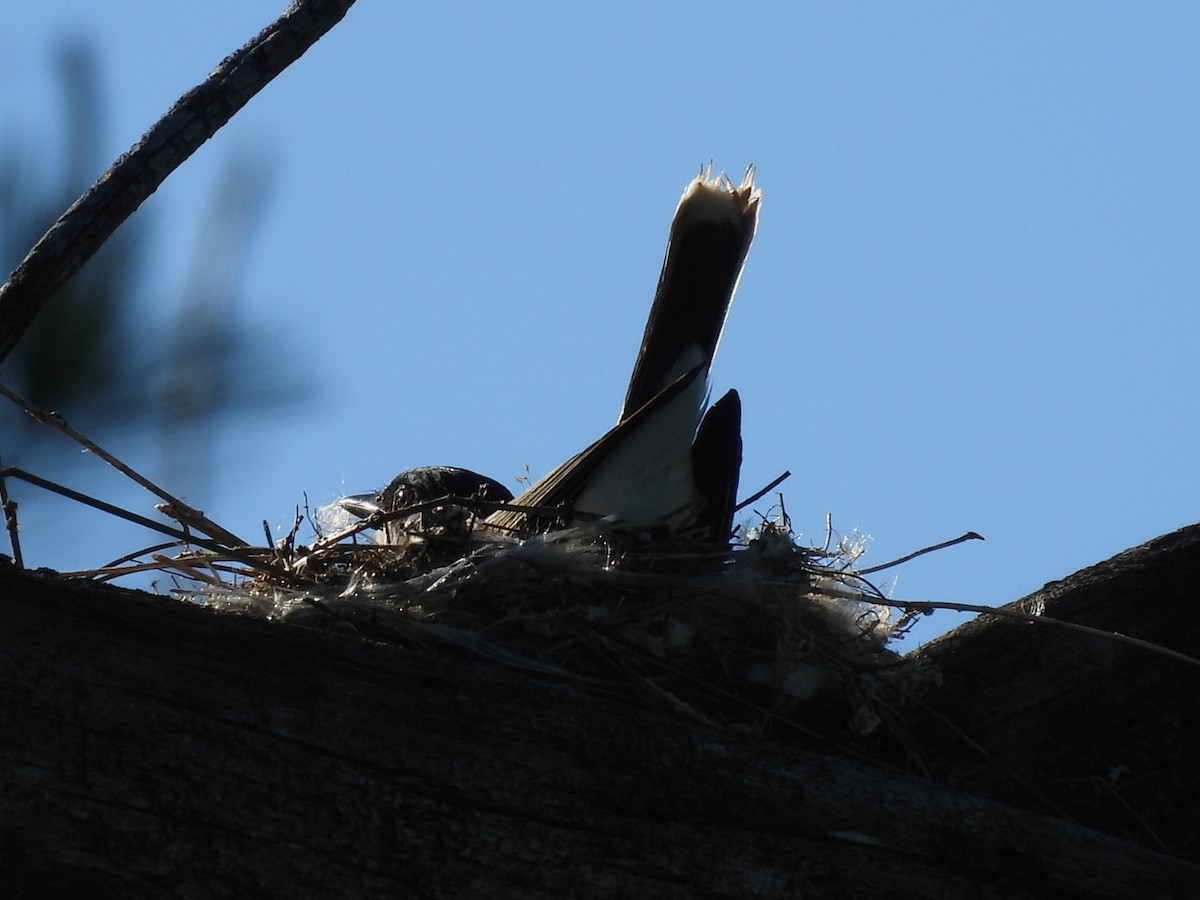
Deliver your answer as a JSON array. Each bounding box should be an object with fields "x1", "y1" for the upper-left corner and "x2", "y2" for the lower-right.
[
  {"x1": 341, "y1": 167, "x2": 759, "y2": 544},
  {"x1": 487, "y1": 167, "x2": 758, "y2": 541},
  {"x1": 339, "y1": 466, "x2": 513, "y2": 544}
]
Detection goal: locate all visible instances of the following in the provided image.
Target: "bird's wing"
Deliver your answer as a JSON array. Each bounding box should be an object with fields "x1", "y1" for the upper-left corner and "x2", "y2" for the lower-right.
[
  {"x1": 489, "y1": 167, "x2": 759, "y2": 537},
  {"x1": 690, "y1": 388, "x2": 742, "y2": 542},
  {"x1": 484, "y1": 364, "x2": 708, "y2": 534}
]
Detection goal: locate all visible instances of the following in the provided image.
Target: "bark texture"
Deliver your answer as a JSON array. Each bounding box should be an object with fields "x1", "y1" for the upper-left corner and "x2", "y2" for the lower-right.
[
  {"x1": 908, "y1": 523, "x2": 1200, "y2": 862},
  {"x1": 2, "y1": 528, "x2": 1199, "y2": 898}
]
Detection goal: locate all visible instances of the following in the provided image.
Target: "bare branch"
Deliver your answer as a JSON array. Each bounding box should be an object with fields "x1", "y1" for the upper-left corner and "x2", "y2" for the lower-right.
[
  {"x1": 855, "y1": 530, "x2": 985, "y2": 575},
  {"x1": 0, "y1": 380, "x2": 246, "y2": 547},
  {"x1": 733, "y1": 469, "x2": 790, "y2": 513},
  {"x1": 0, "y1": 0, "x2": 357, "y2": 363}
]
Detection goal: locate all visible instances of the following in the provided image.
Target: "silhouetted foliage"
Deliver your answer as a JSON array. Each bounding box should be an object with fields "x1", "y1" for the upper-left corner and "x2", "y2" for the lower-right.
[
  {"x1": 1, "y1": 38, "x2": 303, "y2": 505},
  {"x1": 1, "y1": 41, "x2": 141, "y2": 425}
]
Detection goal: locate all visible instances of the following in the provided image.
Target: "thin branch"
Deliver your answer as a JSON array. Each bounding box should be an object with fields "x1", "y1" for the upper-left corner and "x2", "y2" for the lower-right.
[
  {"x1": 0, "y1": 450, "x2": 23, "y2": 567},
  {"x1": 855, "y1": 531, "x2": 985, "y2": 575},
  {"x1": 733, "y1": 470, "x2": 790, "y2": 513},
  {"x1": 0, "y1": 0, "x2": 357, "y2": 363},
  {"x1": 0, "y1": 466, "x2": 291, "y2": 582},
  {"x1": 0, "y1": 380, "x2": 246, "y2": 547},
  {"x1": 880, "y1": 596, "x2": 1200, "y2": 671},
  {"x1": 103, "y1": 540, "x2": 188, "y2": 569}
]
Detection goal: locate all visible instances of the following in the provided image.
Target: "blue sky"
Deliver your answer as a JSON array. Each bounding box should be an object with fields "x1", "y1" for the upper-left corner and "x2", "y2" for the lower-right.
[{"x1": 3, "y1": 3, "x2": 1198, "y2": 645}]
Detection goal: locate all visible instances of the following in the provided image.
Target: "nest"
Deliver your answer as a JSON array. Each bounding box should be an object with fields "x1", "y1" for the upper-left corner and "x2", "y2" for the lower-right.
[
  {"x1": 0, "y1": 383, "x2": 939, "y2": 752},
  {"x1": 174, "y1": 496, "x2": 931, "y2": 751}
]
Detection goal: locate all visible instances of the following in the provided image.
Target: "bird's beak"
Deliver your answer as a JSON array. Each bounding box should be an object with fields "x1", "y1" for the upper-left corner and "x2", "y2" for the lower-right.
[{"x1": 337, "y1": 493, "x2": 384, "y2": 519}]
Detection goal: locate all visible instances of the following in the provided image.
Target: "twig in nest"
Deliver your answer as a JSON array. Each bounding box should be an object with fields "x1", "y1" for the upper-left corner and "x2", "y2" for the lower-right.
[
  {"x1": 0, "y1": 380, "x2": 245, "y2": 547},
  {"x1": 0, "y1": 465, "x2": 293, "y2": 582},
  {"x1": 734, "y1": 470, "x2": 791, "y2": 512},
  {"x1": 855, "y1": 531, "x2": 985, "y2": 575},
  {"x1": 0, "y1": 450, "x2": 23, "y2": 567},
  {"x1": 271, "y1": 506, "x2": 306, "y2": 565},
  {"x1": 104, "y1": 540, "x2": 188, "y2": 570}
]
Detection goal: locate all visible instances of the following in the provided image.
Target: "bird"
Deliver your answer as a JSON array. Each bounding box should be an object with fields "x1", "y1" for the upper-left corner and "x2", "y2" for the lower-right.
[
  {"x1": 486, "y1": 166, "x2": 758, "y2": 541},
  {"x1": 340, "y1": 166, "x2": 759, "y2": 545},
  {"x1": 338, "y1": 465, "x2": 513, "y2": 545}
]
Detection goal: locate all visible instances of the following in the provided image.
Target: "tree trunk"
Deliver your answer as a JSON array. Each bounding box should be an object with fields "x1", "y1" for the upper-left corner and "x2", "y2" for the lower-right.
[
  {"x1": 2, "y1": 529, "x2": 1198, "y2": 899},
  {"x1": 908, "y1": 523, "x2": 1200, "y2": 863}
]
